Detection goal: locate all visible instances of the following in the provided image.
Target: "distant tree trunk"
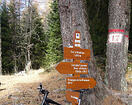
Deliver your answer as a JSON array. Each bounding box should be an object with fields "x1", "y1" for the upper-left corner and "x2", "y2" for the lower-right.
[
  {"x1": 28, "y1": 0, "x2": 32, "y2": 65},
  {"x1": 106, "y1": 0, "x2": 131, "y2": 91},
  {"x1": 24, "y1": 0, "x2": 32, "y2": 72},
  {"x1": 27, "y1": 0, "x2": 32, "y2": 71},
  {"x1": 58, "y1": 0, "x2": 108, "y2": 105}
]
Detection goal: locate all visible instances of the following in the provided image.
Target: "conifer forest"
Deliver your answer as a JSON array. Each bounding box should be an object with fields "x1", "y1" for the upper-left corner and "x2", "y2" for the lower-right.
[{"x1": 0, "y1": 0, "x2": 62, "y2": 74}]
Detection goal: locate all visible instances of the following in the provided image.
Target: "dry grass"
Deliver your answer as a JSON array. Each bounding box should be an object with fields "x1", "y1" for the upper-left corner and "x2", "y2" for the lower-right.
[
  {"x1": 0, "y1": 66, "x2": 131, "y2": 105},
  {"x1": 0, "y1": 69, "x2": 67, "y2": 105}
]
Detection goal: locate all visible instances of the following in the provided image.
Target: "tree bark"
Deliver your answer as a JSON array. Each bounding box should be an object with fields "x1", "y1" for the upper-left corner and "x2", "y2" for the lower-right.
[
  {"x1": 58, "y1": 0, "x2": 107, "y2": 105},
  {"x1": 106, "y1": 0, "x2": 131, "y2": 91}
]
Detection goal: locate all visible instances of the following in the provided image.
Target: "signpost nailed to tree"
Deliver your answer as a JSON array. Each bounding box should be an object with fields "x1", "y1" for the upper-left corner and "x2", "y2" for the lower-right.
[
  {"x1": 56, "y1": 62, "x2": 88, "y2": 74},
  {"x1": 56, "y1": 30, "x2": 96, "y2": 105},
  {"x1": 64, "y1": 47, "x2": 90, "y2": 60},
  {"x1": 66, "y1": 77, "x2": 96, "y2": 90},
  {"x1": 66, "y1": 91, "x2": 80, "y2": 104}
]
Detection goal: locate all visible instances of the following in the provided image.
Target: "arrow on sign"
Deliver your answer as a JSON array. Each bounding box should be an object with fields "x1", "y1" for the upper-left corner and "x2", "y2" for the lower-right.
[
  {"x1": 56, "y1": 62, "x2": 88, "y2": 74},
  {"x1": 66, "y1": 91, "x2": 80, "y2": 104},
  {"x1": 66, "y1": 77, "x2": 96, "y2": 90},
  {"x1": 64, "y1": 47, "x2": 90, "y2": 60}
]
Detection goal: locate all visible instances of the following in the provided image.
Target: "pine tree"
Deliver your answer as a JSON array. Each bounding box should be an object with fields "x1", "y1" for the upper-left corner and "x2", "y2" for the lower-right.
[
  {"x1": 8, "y1": 0, "x2": 21, "y2": 73},
  {"x1": 0, "y1": 1, "x2": 2, "y2": 75},
  {"x1": 44, "y1": 0, "x2": 62, "y2": 69},
  {"x1": 30, "y1": 5, "x2": 46, "y2": 69},
  {"x1": 1, "y1": 2, "x2": 14, "y2": 74},
  {"x1": 19, "y1": 1, "x2": 33, "y2": 72},
  {"x1": 20, "y1": 3, "x2": 46, "y2": 70}
]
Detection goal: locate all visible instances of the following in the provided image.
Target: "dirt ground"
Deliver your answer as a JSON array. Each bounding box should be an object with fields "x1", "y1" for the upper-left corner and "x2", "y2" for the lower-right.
[
  {"x1": 0, "y1": 69, "x2": 68, "y2": 105},
  {"x1": 0, "y1": 69, "x2": 132, "y2": 105}
]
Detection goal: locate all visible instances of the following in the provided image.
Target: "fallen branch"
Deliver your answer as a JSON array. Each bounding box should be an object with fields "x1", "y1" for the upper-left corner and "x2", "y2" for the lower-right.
[{"x1": 0, "y1": 88, "x2": 6, "y2": 91}]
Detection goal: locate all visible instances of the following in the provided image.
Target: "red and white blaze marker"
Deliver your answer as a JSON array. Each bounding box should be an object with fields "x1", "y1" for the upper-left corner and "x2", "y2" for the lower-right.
[
  {"x1": 108, "y1": 33, "x2": 123, "y2": 43},
  {"x1": 109, "y1": 29, "x2": 124, "y2": 33},
  {"x1": 108, "y1": 29, "x2": 124, "y2": 43},
  {"x1": 124, "y1": 35, "x2": 129, "y2": 39}
]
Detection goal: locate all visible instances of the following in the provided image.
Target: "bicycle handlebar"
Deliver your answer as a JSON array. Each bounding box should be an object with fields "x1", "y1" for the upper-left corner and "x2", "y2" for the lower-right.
[
  {"x1": 37, "y1": 83, "x2": 49, "y2": 95},
  {"x1": 37, "y1": 83, "x2": 61, "y2": 105}
]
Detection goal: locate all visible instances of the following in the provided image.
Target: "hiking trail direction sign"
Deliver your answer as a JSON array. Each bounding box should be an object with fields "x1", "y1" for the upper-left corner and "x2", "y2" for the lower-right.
[
  {"x1": 66, "y1": 91, "x2": 80, "y2": 104},
  {"x1": 55, "y1": 30, "x2": 96, "y2": 105},
  {"x1": 64, "y1": 47, "x2": 90, "y2": 60},
  {"x1": 66, "y1": 77, "x2": 96, "y2": 90},
  {"x1": 56, "y1": 62, "x2": 88, "y2": 74}
]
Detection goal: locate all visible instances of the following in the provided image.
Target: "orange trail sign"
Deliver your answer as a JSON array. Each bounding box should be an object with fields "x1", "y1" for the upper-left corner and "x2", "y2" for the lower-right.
[
  {"x1": 66, "y1": 91, "x2": 80, "y2": 104},
  {"x1": 56, "y1": 62, "x2": 88, "y2": 74},
  {"x1": 64, "y1": 47, "x2": 90, "y2": 60},
  {"x1": 66, "y1": 77, "x2": 96, "y2": 90}
]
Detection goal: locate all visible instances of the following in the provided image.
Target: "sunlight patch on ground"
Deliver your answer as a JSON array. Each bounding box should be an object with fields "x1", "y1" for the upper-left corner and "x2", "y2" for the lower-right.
[
  {"x1": 0, "y1": 69, "x2": 56, "y2": 98},
  {"x1": 0, "y1": 70, "x2": 66, "y2": 105}
]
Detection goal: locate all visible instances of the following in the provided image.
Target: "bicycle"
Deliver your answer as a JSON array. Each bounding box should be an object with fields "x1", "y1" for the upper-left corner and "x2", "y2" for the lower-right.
[{"x1": 37, "y1": 83, "x2": 61, "y2": 105}]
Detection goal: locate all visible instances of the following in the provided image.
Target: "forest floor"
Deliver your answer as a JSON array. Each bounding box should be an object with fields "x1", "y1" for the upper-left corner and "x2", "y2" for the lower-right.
[
  {"x1": 0, "y1": 63, "x2": 132, "y2": 105},
  {"x1": 0, "y1": 69, "x2": 68, "y2": 105}
]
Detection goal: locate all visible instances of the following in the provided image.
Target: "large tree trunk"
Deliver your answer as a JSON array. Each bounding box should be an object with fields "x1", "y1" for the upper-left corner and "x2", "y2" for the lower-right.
[
  {"x1": 106, "y1": 0, "x2": 131, "y2": 91},
  {"x1": 58, "y1": 0, "x2": 107, "y2": 105}
]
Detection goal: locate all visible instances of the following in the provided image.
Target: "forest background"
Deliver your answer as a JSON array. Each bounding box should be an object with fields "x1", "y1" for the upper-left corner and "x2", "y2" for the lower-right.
[{"x1": 0, "y1": 0, "x2": 132, "y2": 75}]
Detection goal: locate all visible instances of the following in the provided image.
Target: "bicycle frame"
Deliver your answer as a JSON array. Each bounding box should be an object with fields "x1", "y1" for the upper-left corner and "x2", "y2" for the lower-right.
[
  {"x1": 38, "y1": 83, "x2": 61, "y2": 105},
  {"x1": 41, "y1": 91, "x2": 49, "y2": 105}
]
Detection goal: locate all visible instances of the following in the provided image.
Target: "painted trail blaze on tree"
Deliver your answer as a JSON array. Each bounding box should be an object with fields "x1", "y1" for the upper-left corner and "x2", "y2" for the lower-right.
[
  {"x1": 106, "y1": 0, "x2": 131, "y2": 91},
  {"x1": 108, "y1": 29, "x2": 124, "y2": 43}
]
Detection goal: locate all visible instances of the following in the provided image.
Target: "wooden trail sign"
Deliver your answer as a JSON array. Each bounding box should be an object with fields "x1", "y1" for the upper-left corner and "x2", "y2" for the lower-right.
[
  {"x1": 66, "y1": 91, "x2": 80, "y2": 104},
  {"x1": 66, "y1": 77, "x2": 96, "y2": 90},
  {"x1": 72, "y1": 103, "x2": 78, "y2": 105},
  {"x1": 64, "y1": 47, "x2": 90, "y2": 60},
  {"x1": 56, "y1": 62, "x2": 88, "y2": 74}
]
